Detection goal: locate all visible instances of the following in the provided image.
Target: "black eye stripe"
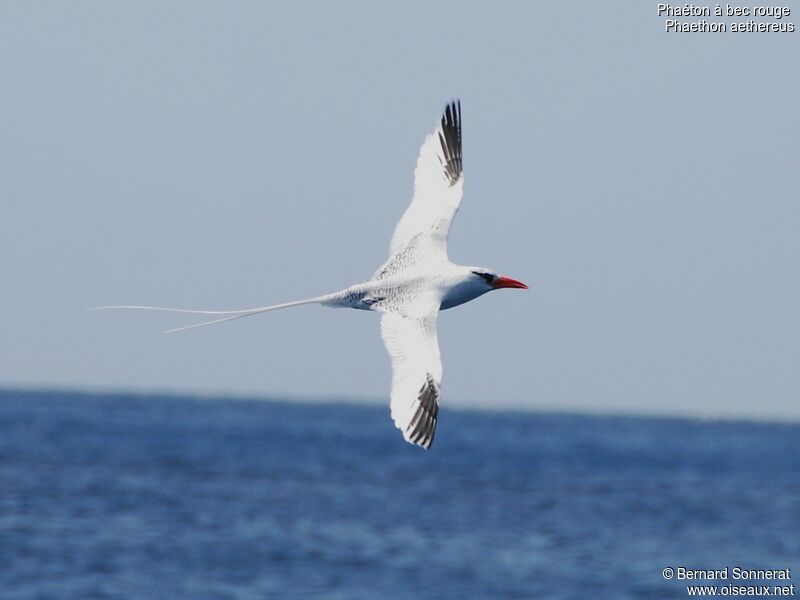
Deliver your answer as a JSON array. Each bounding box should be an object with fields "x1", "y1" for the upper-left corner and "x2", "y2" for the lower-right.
[{"x1": 472, "y1": 271, "x2": 494, "y2": 284}]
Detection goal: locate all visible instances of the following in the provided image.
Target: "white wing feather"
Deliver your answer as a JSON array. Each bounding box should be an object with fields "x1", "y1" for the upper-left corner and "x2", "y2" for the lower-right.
[
  {"x1": 389, "y1": 101, "x2": 463, "y2": 257},
  {"x1": 380, "y1": 299, "x2": 442, "y2": 449}
]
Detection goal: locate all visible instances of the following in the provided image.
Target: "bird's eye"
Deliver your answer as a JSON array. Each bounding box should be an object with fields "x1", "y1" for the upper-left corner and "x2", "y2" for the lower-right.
[{"x1": 472, "y1": 271, "x2": 495, "y2": 284}]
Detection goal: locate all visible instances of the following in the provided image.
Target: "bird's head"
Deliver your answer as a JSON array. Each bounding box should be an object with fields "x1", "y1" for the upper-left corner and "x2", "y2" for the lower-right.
[{"x1": 470, "y1": 269, "x2": 528, "y2": 292}]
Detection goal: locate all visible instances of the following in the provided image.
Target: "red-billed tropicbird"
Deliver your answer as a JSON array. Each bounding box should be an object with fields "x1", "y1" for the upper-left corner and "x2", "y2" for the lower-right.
[{"x1": 97, "y1": 101, "x2": 527, "y2": 448}]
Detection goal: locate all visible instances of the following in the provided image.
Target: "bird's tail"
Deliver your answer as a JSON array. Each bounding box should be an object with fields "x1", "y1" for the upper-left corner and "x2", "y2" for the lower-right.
[{"x1": 90, "y1": 292, "x2": 342, "y2": 334}]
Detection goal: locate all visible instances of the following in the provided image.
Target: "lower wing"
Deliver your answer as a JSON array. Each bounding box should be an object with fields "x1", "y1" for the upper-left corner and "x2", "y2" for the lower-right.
[{"x1": 380, "y1": 302, "x2": 442, "y2": 449}]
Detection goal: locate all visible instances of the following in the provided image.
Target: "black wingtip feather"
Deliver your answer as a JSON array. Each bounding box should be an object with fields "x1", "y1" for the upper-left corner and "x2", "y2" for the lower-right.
[
  {"x1": 405, "y1": 373, "x2": 440, "y2": 449},
  {"x1": 439, "y1": 100, "x2": 462, "y2": 186}
]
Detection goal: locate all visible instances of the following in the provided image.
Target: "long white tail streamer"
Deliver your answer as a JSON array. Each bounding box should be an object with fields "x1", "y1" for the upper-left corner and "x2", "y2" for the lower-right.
[{"x1": 90, "y1": 296, "x2": 330, "y2": 334}]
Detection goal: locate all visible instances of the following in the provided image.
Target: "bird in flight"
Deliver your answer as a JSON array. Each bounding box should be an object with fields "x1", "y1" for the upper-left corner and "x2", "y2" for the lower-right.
[{"x1": 96, "y1": 101, "x2": 527, "y2": 449}]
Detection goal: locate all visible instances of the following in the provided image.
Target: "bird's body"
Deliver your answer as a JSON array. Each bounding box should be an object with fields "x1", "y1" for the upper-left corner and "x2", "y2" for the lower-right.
[
  {"x1": 328, "y1": 261, "x2": 485, "y2": 313},
  {"x1": 96, "y1": 101, "x2": 527, "y2": 449}
]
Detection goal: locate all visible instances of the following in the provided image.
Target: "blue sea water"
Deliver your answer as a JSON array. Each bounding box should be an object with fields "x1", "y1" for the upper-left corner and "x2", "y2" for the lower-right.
[{"x1": 0, "y1": 390, "x2": 797, "y2": 600}]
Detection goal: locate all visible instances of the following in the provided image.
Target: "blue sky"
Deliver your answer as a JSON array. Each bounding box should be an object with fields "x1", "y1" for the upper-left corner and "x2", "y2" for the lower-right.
[{"x1": 1, "y1": 2, "x2": 798, "y2": 419}]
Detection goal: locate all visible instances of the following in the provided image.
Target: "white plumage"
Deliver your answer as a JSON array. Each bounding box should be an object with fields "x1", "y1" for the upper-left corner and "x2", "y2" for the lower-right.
[
  {"x1": 95, "y1": 101, "x2": 527, "y2": 449},
  {"x1": 390, "y1": 102, "x2": 464, "y2": 256}
]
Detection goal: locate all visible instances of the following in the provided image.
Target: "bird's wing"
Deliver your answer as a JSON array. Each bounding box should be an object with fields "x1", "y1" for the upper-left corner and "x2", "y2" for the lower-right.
[
  {"x1": 380, "y1": 299, "x2": 442, "y2": 449},
  {"x1": 389, "y1": 100, "x2": 464, "y2": 257}
]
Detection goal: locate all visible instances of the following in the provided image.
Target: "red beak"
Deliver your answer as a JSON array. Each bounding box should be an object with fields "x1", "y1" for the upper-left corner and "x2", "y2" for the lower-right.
[{"x1": 492, "y1": 276, "x2": 528, "y2": 290}]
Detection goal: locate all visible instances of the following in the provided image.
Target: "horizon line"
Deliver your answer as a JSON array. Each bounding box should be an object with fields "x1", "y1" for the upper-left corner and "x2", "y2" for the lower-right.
[{"x1": 0, "y1": 384, "x2": 798, "y2": 427}]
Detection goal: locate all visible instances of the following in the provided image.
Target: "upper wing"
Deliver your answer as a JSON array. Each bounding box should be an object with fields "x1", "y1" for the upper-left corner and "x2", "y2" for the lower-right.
[
  {"x1": 389, "y1": 100, "x2": 464, "y2": 257},
  {"x1": 380, "y1": 301, "x2": 442, "y2": 449}
]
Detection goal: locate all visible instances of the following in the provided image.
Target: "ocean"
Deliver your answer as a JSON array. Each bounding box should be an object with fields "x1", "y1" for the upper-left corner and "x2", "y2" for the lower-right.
[{"x1": 0, "y1": 390, "x2": 797, "y2": 599}]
